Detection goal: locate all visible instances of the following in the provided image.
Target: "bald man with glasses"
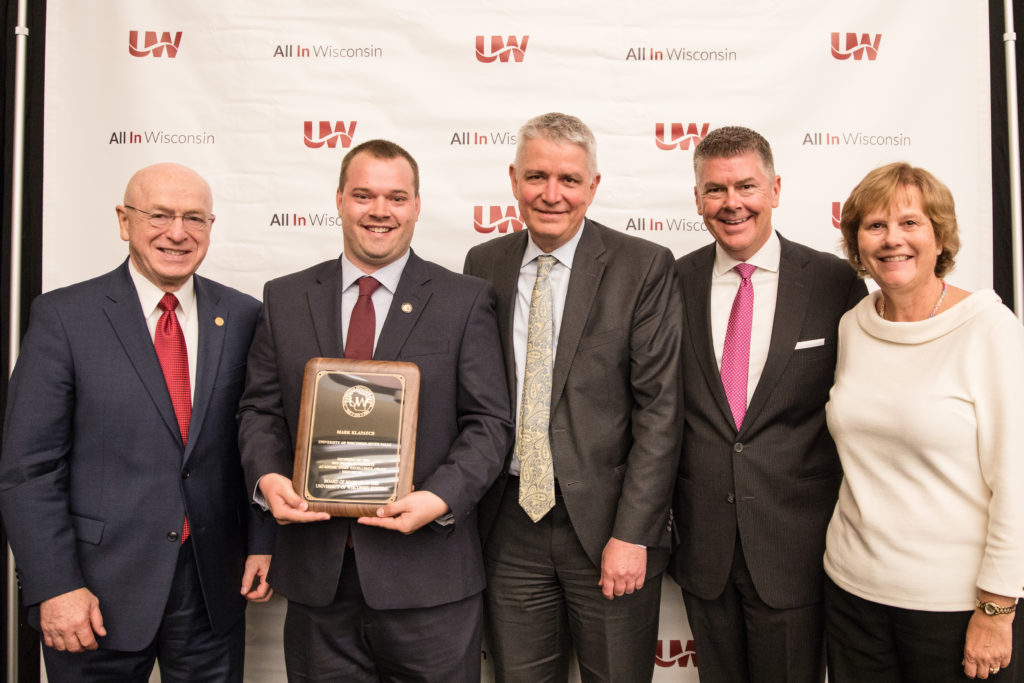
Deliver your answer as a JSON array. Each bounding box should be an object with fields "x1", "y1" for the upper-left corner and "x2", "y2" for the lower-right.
[{"x1": 0, "y1": 162, "x2": 275, "y2": 683}]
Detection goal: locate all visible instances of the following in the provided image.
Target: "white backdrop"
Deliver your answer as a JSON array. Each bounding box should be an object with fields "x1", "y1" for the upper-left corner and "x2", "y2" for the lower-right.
[{"x1": 40, "y1": 2, "x2": 993, "y2": 679}]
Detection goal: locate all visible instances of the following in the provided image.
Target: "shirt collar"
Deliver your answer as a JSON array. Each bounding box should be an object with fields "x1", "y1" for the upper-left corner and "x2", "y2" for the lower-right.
[
  {"x1": 521, "y1": 219, "x2": 586, "y2": 269},
  {"x1": 713, "y1": 229, "x2": 781, "y2": 277},
  {"x1": 340, "y1": 249, "x2": 410, "y2": 293},
  {"x1": 127, "y1": 257, "x2": 196, "y2": 318}
]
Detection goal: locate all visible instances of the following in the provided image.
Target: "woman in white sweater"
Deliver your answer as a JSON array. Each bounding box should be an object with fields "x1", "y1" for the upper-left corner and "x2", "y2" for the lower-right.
[{"x1": 824, "y1": 162, "x2": 1024, "y2": 681}]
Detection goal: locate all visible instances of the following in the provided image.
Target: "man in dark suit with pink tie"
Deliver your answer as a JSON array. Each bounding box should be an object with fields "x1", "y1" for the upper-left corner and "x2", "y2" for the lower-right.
[{"x1": 670, "y1": 126, "x2": 867, "y2": 682}]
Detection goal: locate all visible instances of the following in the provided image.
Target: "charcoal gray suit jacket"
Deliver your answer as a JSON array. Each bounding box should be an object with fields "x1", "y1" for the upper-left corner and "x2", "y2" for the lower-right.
[{"x1": 670, "y1": 234, "x2": 866, "y2": 607}]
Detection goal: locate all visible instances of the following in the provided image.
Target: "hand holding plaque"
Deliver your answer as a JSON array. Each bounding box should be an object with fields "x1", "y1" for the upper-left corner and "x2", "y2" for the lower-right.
[{"x1": 292, "y1": 358, "x2": 419, "y2": 517}]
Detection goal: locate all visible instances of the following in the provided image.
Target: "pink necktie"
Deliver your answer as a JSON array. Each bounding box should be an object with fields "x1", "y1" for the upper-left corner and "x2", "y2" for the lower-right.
[
  {"x1": 155, "y1": 292, "x2": 191, "y2": 542},
  {"x1": 345, "y1": 277, "x2": 381, "y2": 360},
  {"x1": 721, "y1": 264, "x2": 755, "y2": 430}
]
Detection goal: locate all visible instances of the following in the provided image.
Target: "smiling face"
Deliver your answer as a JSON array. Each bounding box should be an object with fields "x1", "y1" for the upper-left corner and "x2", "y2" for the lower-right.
[
  {"x1": 857, "y1": 185, "x2": 942, "y2": 295},
  {"x1": 116, "y1": 163, "x2": 214, "y2": 292},
  {"x1": 337, "y1": 151, "x2": 420, "y2": 273},
  {"x1": 510, "y1": 137, "x2": 600, "y2": 252},
  {"x1": 694, "y1": 151, "x2": 780, "y2": 261}
]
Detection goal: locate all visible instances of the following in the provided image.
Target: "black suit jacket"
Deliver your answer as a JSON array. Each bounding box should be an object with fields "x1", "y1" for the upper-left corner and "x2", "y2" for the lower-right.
[
  {"x1": 0, "y1": 261, "x2": 275, "y2": 651},
  {"x1": 237, "y1": 251, "x2": 512, "y2": 609},
  {"x1": 464, "y1": 219, "x2": 682, "y2": 571},
  {"x1": 669, "y1": 235, "x2": 866, "y2": 608}
]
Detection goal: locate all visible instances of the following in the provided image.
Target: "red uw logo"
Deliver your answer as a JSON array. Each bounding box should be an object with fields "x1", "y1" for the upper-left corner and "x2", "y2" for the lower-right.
[
  {"x1": 128, "y1": 31, "x2": 182, "y2": 58},
  {"x1": 475, "y1": 36, "x2": 529, "y2": 63},
  {"x1": 303, "y1": 121, "x2": 357, "y2": 149},
  {"x1": 655, "y1": 123, "x2": 709, "y2": 151},
  {"x1": 655, "y1": 639, "x2": 698, "y2": 668},
  {"x1": 830, "y1": 33, "x2": 881, "y2": 60},
  {"x1": 832, "y1": 201, "x2": 842, "y2": 229},
  {"x1": 474, "y1": 206, "x2": 524, "y2": 234}
]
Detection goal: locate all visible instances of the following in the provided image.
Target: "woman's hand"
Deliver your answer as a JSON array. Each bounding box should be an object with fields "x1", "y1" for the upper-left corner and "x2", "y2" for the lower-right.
[{"x1": 963, "y1": 591, "x2": 1015, "y2": 679}]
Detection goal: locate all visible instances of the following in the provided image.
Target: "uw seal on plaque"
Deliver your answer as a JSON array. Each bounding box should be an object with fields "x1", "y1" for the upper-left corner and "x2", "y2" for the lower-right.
[{"x1": 292, "y1": 358, "x2": 419, "y2": 517}]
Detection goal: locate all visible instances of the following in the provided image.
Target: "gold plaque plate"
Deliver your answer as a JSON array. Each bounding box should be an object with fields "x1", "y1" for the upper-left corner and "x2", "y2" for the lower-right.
[{"x1": 292, "y1": 358, "x2": 419, "y2": 517}]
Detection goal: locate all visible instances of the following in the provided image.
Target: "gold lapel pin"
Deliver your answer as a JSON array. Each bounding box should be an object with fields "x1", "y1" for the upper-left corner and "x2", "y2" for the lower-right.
[
  {"x1": 214, "y1": 317, "x2": 225, "y2": 327},
  {"x1": 401, "y1": 303, "x2": 413, "y2": 313}
]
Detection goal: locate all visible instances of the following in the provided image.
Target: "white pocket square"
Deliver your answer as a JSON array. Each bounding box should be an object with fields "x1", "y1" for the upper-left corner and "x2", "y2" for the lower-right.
[{"x1": 794, "y1": 338, "x2": 825, "y2": 350}]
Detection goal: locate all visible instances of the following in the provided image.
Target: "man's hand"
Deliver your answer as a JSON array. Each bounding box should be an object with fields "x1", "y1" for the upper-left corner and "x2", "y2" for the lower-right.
[
  {"x1": 357, "y1": 490, "x2": 449, "y2": 535},
  {"x1": 39, "y1": 587, "x2": 106, "y2": 652},
  {"x1": 240, "y1": 554, "x2": 273, "y2": 602},
  {"x1": 259, "y1": 473, "x2": 331, "y2": 524},
  {"x1": 598, "y1": 537, "x2": 647, "y2": 600}
]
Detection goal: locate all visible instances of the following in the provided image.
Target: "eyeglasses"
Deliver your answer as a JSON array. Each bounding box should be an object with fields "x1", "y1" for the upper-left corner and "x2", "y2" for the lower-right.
[{"x1": 124, "y1": 205, "x2": 214, "y2": 230}]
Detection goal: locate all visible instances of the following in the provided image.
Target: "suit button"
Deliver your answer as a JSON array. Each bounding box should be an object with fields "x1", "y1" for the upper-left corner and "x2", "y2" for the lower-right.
[
  {"x1": 167, "y1": 531, "x2": 179, "y2": 542},
  {"x1": 181, "y1": 468, "x2": 190, "y2": 479},
  {"x1": 726, "y1": 493, "x2": 736, "y2": 504},
  {"x1": 733, "y1": 442, "x2": 744, "y2": 453}
]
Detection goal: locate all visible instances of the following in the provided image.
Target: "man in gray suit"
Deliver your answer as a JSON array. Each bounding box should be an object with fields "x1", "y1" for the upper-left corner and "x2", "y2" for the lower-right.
[
  {"x1": 464, "y1": 112, "x2": 682, "y2": 681},
  {"x1": 670, "y1": 126, "x2": 866, "y2": 682}
]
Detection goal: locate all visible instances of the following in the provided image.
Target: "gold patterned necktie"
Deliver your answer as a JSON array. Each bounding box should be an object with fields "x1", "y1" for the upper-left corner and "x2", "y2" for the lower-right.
[{"x1": 518, "y1": 254, "x2": 556, "y2": 522}]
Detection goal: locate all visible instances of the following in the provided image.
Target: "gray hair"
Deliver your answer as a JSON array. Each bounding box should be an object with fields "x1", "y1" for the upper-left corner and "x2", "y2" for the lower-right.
[{"x1": 515, "y1": 112, "x2": 598, "y2": 177}]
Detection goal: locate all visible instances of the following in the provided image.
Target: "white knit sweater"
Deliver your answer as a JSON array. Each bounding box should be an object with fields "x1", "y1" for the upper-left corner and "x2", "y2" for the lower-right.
[{"x1": 824, "y1": 289, "x2": 1024, "y2": 611}]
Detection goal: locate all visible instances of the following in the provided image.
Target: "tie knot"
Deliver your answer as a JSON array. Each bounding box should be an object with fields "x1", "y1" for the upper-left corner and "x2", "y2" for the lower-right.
[
  {"x1": 536, "y1": 254, "x2": 556, "y2": 278},
  {"x1": 158, "y1": 293, "x2": 180, "y2": 313},
  {"x1": 734, "y1": 263, "x2": 756, "y2": 281},
  {"x1": 357, "y1": 276, "x2": 381, "y2": 297}
]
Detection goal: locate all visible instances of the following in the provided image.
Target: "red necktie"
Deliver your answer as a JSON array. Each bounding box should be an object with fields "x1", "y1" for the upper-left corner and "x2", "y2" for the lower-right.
[
  {"x1": 345, "y1": 277, "x2": 381, "y2": 360},
  {"x1": 155, "y1": 292, "x2": 191, "y2": 542},
  {"x1": 343, "y1": 277, "x2": 380, "y2": 548},
  {"x1": 721, "y1": 264, "x2": 755, "y2": 430}
]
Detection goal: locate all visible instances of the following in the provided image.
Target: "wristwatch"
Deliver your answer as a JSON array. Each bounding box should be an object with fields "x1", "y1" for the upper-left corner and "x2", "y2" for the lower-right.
[{"x1": 976, "y1": 598, "x2": 1017, "y2": 616}]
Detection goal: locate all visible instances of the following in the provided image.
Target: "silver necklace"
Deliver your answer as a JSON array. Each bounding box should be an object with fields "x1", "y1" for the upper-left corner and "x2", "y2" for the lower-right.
[{"x1": 878, "y1": 279, "x2": 947, "y2": 321}]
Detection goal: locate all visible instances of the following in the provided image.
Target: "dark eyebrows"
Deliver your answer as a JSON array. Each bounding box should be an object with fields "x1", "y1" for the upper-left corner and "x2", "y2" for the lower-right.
[
  {"x1": 701, "y1": 177, "x2": 759, "y2": 190},
  {"x1": 346, "y1": 186, "x2": 410, "y2": 197}
]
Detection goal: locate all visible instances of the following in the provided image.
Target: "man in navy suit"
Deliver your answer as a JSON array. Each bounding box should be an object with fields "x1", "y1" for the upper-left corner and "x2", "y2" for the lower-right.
[
  {"x1": 670, "y1": 126, "x2": 866, "y2": 682},
  {"x1": 0, "y1": 163, "x2": 275, "y2": 682},
  {"x1": 238, "y1": 139, "x2": 512, "y2": 681}
]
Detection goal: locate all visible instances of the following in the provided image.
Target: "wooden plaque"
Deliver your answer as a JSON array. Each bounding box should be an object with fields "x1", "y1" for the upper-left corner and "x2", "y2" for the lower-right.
[{"x1": 292, "y1": 358, "x2": 419, "y2": 517}]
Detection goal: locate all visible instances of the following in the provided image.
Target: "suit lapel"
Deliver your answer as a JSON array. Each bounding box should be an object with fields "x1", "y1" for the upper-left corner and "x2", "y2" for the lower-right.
[
  {"x1": 186, "y1": 276, "x2": 224, "y2": 462},
  {"x1": 493, "y1": 233, "x2": 528, "y2": 407},
  {"x1": 374, "y1": 251, "x2": 431, "y2": 360},
  {"x1": 103, "y1": 261, "x2": 183, "y2": 446},
  {"x1": 551, "y1": 221, "x2": 605, "y2": 410},
  {"x1": 743, "y1": 235, "x2": 810, "y2": 433},
  {"x1": 683, "y1": 246, "x2": 736, "y2": 429},
  {"x1": 307, "y1": 260, "x2": 344, "y2": 358}
]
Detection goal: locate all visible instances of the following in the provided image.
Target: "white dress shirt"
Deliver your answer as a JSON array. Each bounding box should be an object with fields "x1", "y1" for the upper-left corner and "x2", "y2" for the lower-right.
[
  {"x1": 509, "y1": 223, "x2": 585, "y2": 475},
  {"x1": 339, "y1": 250, "x2": 410, "y2": 354},
  {"x1": 129, "y1": 259, "x2": 198, "y2": 401},
  {"x1": 709, "y1": 230, "x2": 781, "y2": 408}
]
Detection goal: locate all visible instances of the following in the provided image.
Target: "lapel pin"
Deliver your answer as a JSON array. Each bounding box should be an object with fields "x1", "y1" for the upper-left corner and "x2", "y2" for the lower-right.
[
  {"x1": 401, "y1": 303, "x2": 413, "y2": 313},
  {"x1": 214, "y1": 316, "x2": 225, "y2": 327}
]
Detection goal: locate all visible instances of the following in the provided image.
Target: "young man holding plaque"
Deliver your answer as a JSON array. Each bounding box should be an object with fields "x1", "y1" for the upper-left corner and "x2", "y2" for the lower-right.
[
  {"x1": 0, "y1": 163, "x2": 275, "y2": 682},
  {"x1": 238, "y1": 139, "x2": 513, "y2": 681}
]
